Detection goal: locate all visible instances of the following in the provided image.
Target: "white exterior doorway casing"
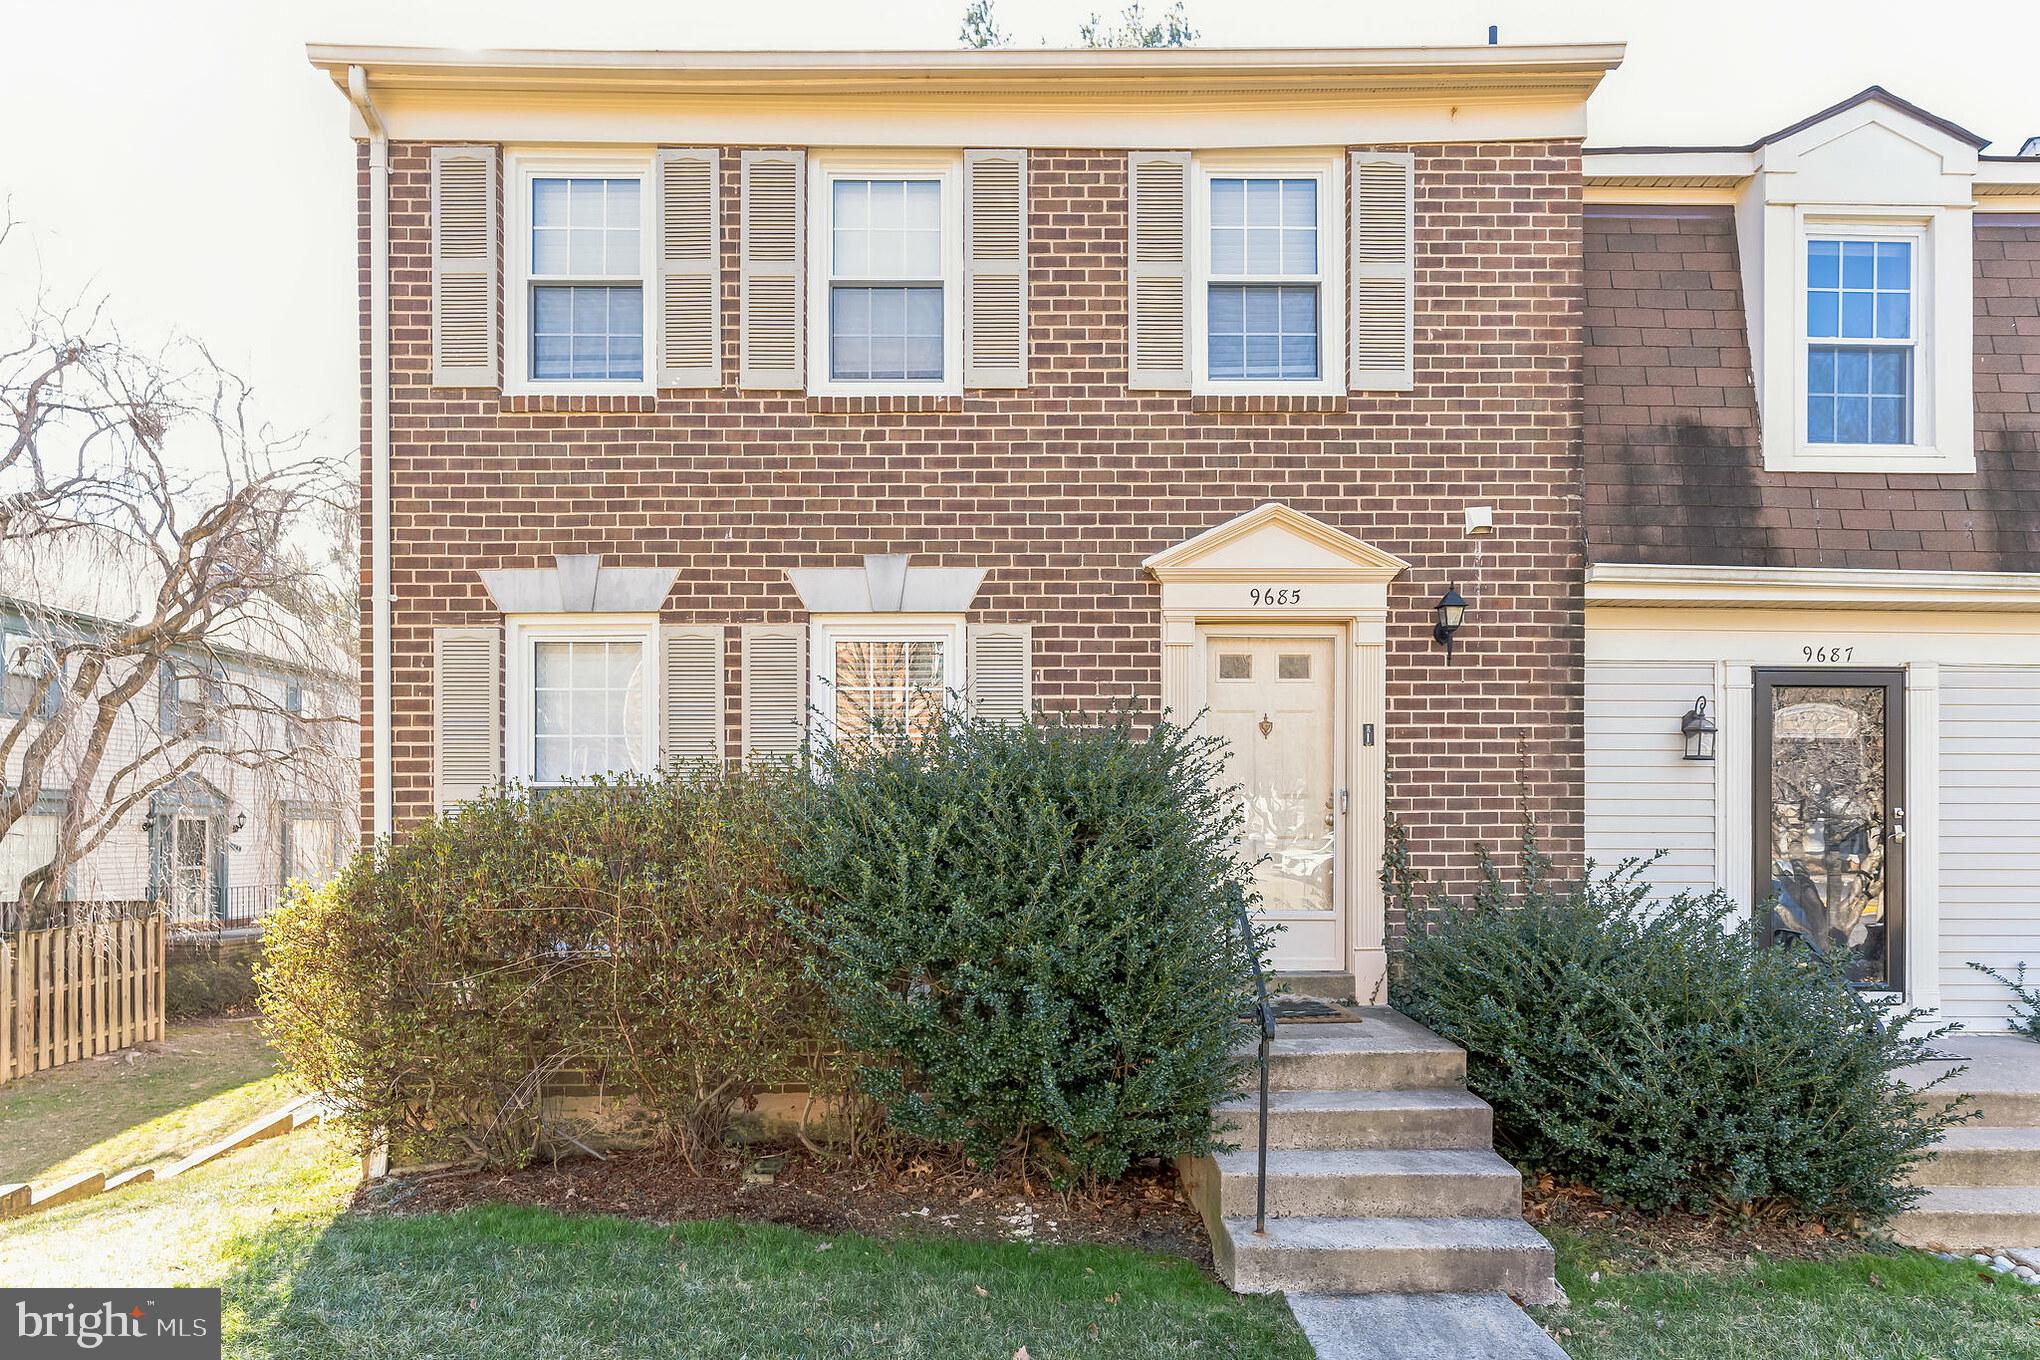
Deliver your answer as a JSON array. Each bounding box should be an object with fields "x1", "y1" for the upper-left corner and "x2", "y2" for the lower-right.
[{"x1": 1144, "y1": 504, "x2": 1409, "y2": 1001}]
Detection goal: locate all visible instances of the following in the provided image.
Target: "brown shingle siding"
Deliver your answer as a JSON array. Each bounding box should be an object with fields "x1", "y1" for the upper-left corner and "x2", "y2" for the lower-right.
[{"x1": 1584, "y1": 206, "x2": 2040, "y2": 572}]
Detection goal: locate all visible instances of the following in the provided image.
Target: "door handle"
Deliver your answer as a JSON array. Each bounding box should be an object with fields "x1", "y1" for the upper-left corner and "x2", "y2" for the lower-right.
[{"x1": 1889, "y1": 806, "x2": 1906, "y2": 844}]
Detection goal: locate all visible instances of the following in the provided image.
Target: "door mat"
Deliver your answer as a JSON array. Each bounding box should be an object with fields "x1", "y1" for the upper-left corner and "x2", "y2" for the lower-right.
[{"x1": 1268, "y1": 996, "x2": 1359, "y2": 1023}]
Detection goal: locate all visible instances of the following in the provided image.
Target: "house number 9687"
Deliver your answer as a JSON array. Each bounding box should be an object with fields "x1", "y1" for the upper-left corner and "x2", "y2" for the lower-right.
[
  {"x1": 1803, "y1": 645, "x2": 1855, "y2": 662},
  {"x1": 1250, "y1": 588, "x2": 1302, "y2": 606}
]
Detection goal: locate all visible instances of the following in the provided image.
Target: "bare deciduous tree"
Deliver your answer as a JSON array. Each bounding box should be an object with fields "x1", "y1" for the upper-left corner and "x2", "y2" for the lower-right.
[{"x1": 0, "y1": 213, "x2": 356, "y2": 928}]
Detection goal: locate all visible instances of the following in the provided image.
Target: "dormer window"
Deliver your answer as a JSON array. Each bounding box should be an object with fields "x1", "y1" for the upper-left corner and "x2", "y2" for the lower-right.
[{"x1": 1805, "y1": 234, "x2": 1917, "y2": 446}]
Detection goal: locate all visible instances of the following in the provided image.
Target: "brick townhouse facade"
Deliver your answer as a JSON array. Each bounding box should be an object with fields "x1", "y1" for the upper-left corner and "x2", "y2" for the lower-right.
[{"x1": 316, "y1": 47, "x2": 2040, "y2": 1023}]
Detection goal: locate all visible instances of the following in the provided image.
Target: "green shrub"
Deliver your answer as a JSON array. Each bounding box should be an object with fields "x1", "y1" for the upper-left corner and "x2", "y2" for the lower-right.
[
  {"x1": 1967, "y1": 960, "x2": 2040, "y2": 1039},
  {"x1": 1388, "y1": 823, "x2": 1968, "y2": 1226},
  {"x1": 259, "y1": 767, "x2": 828, "y2": 1169},
  {"x1": 166, "y1": 952, "x2": 260, "y2": 1019},
  {"x1": 780, "y1": 704, "x2": 1261, "y2": 1190}
]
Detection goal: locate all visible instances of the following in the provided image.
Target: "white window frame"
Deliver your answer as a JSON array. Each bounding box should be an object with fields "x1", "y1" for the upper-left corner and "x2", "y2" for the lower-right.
[
  {"x1": 504, "y1": 150, "x2": 658, "y2": 398},
  {"x1": 503, "y1": 613, "x2": 660, "y2": 787},
  {"x1": 1191, "y1": 151, "x2": 1346, "y2": 398},
  {"x1": 1795, "y1": 217, "x2": 1931, "y2": 463},
  {"x1": 808, "y1": 615, "x2": 966, "y2": 744},
  {"x1": 806, "y1": 152, "x2": 965, "y2": 398}
]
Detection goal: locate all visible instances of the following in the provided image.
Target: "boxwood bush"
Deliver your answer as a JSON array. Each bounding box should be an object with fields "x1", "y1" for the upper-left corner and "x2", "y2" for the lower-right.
[
  {"x1": 259, "y1": 767, "x2": 829, "y2": 1169},
  {"x1": 781, "y1": 705, "x2": 1262, "y2": 1190},
  {"x1": 1388, "y1": 822, "x2": 1969, "y2": 1226}
]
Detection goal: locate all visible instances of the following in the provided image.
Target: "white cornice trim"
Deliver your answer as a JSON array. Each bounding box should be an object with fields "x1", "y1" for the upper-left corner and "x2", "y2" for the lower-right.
[
  {"x1": 1586, "y1": 562, "x2": 2040, "y2": 611},
  {"x1": 309, "y1": 43, "x2": 1627, "y2": 96}
]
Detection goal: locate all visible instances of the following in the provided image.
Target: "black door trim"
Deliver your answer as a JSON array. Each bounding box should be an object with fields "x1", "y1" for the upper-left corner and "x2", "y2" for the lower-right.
[{"x1": 1751, "y1": 668, "x2": 1906, "y2": 992}]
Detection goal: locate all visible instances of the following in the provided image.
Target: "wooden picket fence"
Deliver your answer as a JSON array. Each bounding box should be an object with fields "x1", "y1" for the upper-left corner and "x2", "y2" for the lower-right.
[{"x1": 0, "y1": 913, "x2": 165, "y2": 1085}]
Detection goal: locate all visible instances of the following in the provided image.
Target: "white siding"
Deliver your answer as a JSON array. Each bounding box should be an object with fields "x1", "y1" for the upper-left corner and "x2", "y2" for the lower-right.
[
  {"x1": 1585, "y1": 661, "x2": 1720, "y2": 899},
  {"x1": 1938, "y1": 665, "x2": 2040, "y2": 1029}
]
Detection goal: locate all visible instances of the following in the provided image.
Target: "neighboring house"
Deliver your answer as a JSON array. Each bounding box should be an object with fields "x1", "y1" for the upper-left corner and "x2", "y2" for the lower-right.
[
  {"x1": 0, "y1": 600, "x2": 356, "y2": 924},
  {"x1": 1580, "y1": 88, "x2": 2040, "y2": 1030},
  {"x1": 312, "y1": 44, "x2": 2040, "y2": 1027}
]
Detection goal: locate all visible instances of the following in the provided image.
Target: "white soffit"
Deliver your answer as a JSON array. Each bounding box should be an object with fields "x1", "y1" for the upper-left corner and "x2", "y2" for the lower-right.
[{"x1": 1587, "y1": 562, "x2": 2040, "y2": 612}]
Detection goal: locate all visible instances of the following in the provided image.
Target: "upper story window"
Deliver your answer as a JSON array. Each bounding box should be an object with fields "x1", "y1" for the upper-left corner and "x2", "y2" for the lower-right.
[
  {"x1": 1191, "y1": 155, "x2": 1344, "y2": 397},
  {"x1": 1806, "y1": 236, "x2": 1916, "y2": 446},
  {"x1": 504, "y1": 616, "x2": 657, "y2": 788},
  {"x1": 507, "y1": 156, "x2": 655, "y2": 396},
  {"x1": 1207, "y1": 177, "x2": 1321, "y2": 382},
  {"x1": 808, "y1": 155, "x2": 963, "y2": 396}
]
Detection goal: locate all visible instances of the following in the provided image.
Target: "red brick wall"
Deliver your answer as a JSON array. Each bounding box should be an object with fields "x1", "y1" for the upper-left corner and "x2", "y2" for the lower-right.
[
  {"x1": 1583, "y1": 205, "x2": 2040, "y2": 570},
  {"x1": 360, "y1": 141, "x2": 1588, "y2": 914}
]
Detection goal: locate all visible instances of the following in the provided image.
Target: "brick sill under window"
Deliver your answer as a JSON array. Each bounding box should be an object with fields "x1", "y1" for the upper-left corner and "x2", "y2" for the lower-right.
[
  {"x1": 1191, "y1": 393, "x2": 1349, "y2": 414},
  {"x1": 807, "y1": 394, "x2": 966, "y2": 415},
  {"x1": 501, "y1": 393, "x2": 660, "y2": 414}
]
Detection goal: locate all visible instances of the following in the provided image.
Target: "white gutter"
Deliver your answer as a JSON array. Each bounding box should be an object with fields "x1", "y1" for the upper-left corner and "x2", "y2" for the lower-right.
[{"x1": 346, "y1": 65, "x2": 393, "y2": 842}]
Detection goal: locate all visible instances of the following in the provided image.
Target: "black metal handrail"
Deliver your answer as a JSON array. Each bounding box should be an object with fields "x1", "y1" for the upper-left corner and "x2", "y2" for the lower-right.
[{"x1": 1231, "y1": 884, "x2": 1275, "y2": 1237}]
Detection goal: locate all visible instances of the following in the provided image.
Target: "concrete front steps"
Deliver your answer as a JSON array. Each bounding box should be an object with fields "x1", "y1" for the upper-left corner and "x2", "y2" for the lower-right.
[
  {"x1": 1897, "y1": 1035, "x2": 2040, "y2": 1250},
  {"x1": 1180, "y1": 1007, "x2": 1558, "y2": 1305}
]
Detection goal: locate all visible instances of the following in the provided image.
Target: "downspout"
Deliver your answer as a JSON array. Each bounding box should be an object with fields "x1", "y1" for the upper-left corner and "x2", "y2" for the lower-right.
[{"x1": 346, "y1": 65, "x2": 393, "y2": 843}]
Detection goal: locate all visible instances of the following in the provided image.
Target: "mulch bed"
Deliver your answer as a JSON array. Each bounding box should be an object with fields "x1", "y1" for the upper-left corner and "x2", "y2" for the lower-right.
[
  {"x1": 1524, "y1": 1175, "x2": 1891, "y2": 1269},
  {"x1": 354, "y1": 1142, "x2": 1216, "y2": 1269}
]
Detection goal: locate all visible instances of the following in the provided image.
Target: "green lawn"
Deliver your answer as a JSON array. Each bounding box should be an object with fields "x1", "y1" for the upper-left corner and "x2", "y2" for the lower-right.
[
  {"x1": 1540, "y1": 1225, "x2": 2040, "y2": 1360},
  {"x1": 1, "y1": 1122, "x2": 1310, "y2": 1359},
  {"x1": 0, "y1": 1017, "x2": 290, "y2": 1185}
]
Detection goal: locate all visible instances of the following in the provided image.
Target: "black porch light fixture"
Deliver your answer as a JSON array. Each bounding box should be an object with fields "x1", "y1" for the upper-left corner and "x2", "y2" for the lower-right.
[
  {"x1": 1432, "y1": 584, "x2": 1468, "y2": 662},
  {"x1": 1680, "y1": 695, "x2": 1718, "y2": 762}
]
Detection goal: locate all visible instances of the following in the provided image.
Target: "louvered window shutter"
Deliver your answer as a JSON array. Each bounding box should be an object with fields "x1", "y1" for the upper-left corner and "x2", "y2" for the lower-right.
[
  {"x1": 1127, "y1": 152, "x2": 1192, "y2": 391},
  {"x1": 430, "y1": 146, "x2": 499, "y2": 388},
  {"x1": 657, "y1": 148, "x2": 722, "y2": 389},
  {"x1": 739, "y1": 150, "x2": 805, "y2": 389},
  {"x1": 1349, "y1": 152, "x2": 1416, "y2": 392},
  {"x1": 740, "y1": 625, "x2": 807, "y2": 762},
  {"x1": 967, "y1": 625, "x2": 1032, "y2": 726},
  {"x1": 433, "y1": 626, "x2": 501, "y2": 811},
  {"x1": 660, "y1": 626, "x2": 724, "y2": 768},
  {"x1": 964, "y1": 150, "x2": 1028, "y2": 389}
]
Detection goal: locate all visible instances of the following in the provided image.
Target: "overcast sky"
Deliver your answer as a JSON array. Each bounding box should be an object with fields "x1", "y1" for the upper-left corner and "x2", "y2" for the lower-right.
[{"x1": 2, "y1": 0, "x2": 2034, "y2": 457}]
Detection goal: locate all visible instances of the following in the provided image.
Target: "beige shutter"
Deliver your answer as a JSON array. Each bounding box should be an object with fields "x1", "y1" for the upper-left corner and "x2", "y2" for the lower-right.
[
  {"x1": 740, "y1": 625, "x2": 807, "y2": 761},
  {"x1": 1350, "y1": 151, "x2": 1416, "y2": 392},
  {"x1": 967, "y1": 625, "x2": 1032, "y2": 726},
  {"x1": 657, "y1": 148, "x2": 723, "y2": 389},
  {"x1": 661, "y1": 626, "x2": 725, "y2": 769},
  {"x1": 739, "y1": 150, "x2": 805, "y2": 389},
  {"x1": 1127, "y1": 152, "x2": 1192, "y2": 391},
  {"x1": 964, "y1": 150, "x2": 1028, "y2": 389},
  {"x1": 430, "y1": 146, "x2": 499, "y2": 389},
  {"x1": 433, "y1": 626, "x2": 500, "y2": 811}
]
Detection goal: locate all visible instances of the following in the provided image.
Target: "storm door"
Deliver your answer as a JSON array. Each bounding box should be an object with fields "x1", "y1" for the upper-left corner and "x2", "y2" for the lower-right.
[{"x1": 1752, "y1": 670, "x2": 1905, "y2": 989}]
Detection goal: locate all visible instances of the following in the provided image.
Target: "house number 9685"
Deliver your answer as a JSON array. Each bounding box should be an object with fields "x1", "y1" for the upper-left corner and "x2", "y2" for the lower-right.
[
  {"x1": 1803, "y1": 645, "x2": 1855, "y2": 662},
  {"x1": 1250, "y1": 588, "x2": 1302, "y2": 606}
]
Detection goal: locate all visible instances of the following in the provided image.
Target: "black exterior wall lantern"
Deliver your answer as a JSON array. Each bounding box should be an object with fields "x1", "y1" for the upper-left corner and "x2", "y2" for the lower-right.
[
  {"x1": 1681, "y1": 695, "x2": 1718, "y2": 761},
  {"x1": 1432, "y1": 585, "x2": 1467, "y2": 662}
]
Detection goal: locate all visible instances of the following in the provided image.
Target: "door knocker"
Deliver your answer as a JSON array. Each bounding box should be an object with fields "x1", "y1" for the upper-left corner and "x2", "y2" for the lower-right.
[{"x1": 1258, "y1": 713, "x2": 1273, "y2": 739}]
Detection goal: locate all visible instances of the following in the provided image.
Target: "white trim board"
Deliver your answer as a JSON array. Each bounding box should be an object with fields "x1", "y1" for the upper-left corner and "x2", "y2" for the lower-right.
[{"x1": 1586, "y1": 562, "x2": 2040, "y2": 613}]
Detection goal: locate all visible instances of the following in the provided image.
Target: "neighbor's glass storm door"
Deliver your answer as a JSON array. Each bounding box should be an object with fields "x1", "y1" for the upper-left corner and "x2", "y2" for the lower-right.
[{"x1": 1754, "y1": 671, "x2": 1904, "y2": 989}]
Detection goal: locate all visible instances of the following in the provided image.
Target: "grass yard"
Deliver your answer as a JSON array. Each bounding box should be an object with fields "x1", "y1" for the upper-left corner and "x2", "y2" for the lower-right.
[
  {"x1": 1, "y1": 1122, "x2": 1311, "y2": 1360},
  {"x1": 1540, "y1": 1225, "x2": 2040, "y2": 1360},
  {"x1": 0, "y1": 1017, "x2": 290, "y2": 1186}
]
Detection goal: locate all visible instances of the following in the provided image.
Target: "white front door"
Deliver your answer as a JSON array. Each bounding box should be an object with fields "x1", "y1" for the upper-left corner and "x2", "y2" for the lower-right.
[
  {"x1": 1206, "y1": 635, "x2": 1342, "y2": 971},
  {"x1": 172, "y1": 815, "x2": 211, "y2": 918}
]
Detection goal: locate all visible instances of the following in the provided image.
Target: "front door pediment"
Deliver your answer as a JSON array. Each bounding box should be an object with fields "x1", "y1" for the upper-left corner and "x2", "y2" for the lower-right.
[{"x1": 1143, "y1": 503, "x2": 1409, "y2": 584}]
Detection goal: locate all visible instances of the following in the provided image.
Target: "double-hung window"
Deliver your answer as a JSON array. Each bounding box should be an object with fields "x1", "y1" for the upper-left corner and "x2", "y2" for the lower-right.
[
  {"x1": 1806, "y1": 234, "x2": 1917, "y2": 446},
  {"x1": 505, "y1": 617, "x2": 658, "y2": 788},
  {"x1": 809, "y1": 156, "x2": 962, "y2": 395},
  {"x1": 1192, "y1": 156, "x2": 1344, "y2": 395},
  {"x1": 812, "y1": 618, "x2": 964, "y2": 744},
  {"x1": 510, "y1": 156, "x2": 653, "y2": 394}
]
